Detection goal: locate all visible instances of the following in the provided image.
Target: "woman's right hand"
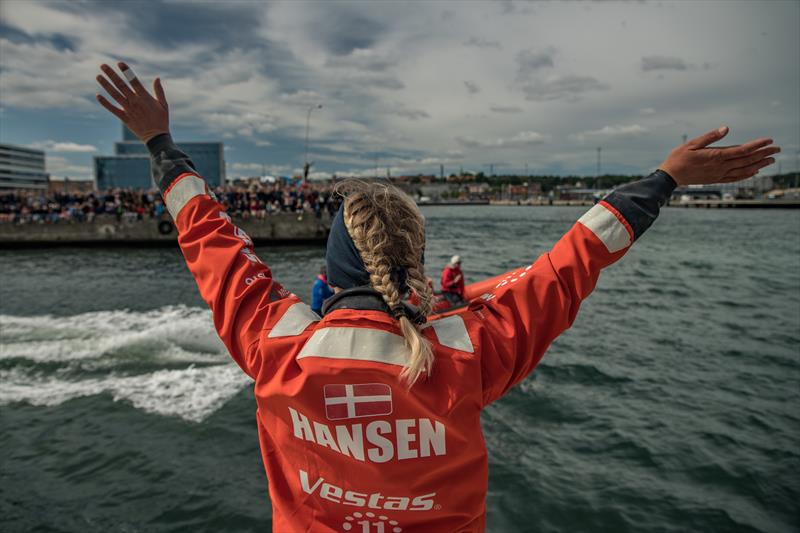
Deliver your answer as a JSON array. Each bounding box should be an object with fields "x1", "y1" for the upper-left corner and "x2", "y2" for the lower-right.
[
  {"x1": 659, "y1": 126, "x2": 780, "y2": 186},
  {"x1": 95, "y1": 62, "x2": 170, "y2": 143}
]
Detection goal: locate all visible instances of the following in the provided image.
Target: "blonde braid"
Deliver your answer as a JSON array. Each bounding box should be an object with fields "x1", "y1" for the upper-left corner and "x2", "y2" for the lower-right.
[
  {"x1": 407, "y1": 265, "x2": 434, "y2": 317},
  {"x1": 338, "y1": 180, "x2": 433, "y2": 386}
]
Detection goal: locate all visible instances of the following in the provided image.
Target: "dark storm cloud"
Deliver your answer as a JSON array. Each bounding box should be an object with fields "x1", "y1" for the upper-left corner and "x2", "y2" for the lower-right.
[
  {"x1": 75, "y1": 0, "x2": 264, "y2": 49},
  {"x1": 464, "y1": 37, "x2": 502, "y2": 50},
  {"x1": 325, "y1": 54, "x2": 396, "y2": 72},
  {"x1": 362, "y1": 76, "x2": 405, "y2": 90},
  {"x1": 311, "y1": 10, "x2": 387, "y2": 56},
  {"x1": 388, "y1": 106, "x2": 430, "y2": 120},
  {"x1": 521, "y1": 75, "x2": 609, "y2": 102},
  {"x1": 497, "y1": 0, "x2": 532, "y2": 15},
  {"x1": 516, "y1": 48, "x2": 555, "y2": 80},
  {"x1": 490, "y1": 105, "x2": 523, "y2": 113},
  {"x1": 42, "y1": 0, "x2": 281, "y2": 96},
  {"x1": 464, "y1": 81, "x2": 481, "y2": 94},
  {"x1": 56, "y1": 0, "x2": 318, "y2": 96},
  {"x1": 641, "y1": 55, "x2": 689, "y2": 72},
  {"x1": 455, "y1": 136, "x2": 484, "y2": 149},
  {"x1": 0, "y1": 23, "x2": 78, "y2": 51},
  {"x1": 455, "y1": 131, "x2": 547, "y2": 149}
]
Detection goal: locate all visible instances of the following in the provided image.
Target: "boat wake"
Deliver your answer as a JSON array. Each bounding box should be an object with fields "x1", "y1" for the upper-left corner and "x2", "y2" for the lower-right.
[{"x1": 0, "y1": 305, "x2": 251, "y2": 422}]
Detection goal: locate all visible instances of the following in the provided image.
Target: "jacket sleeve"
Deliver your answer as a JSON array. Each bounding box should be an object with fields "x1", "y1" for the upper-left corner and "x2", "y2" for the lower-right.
[
  {"x1": 475, "y1": 170, "x2": 676, "y2": 406},
  {"x1": 148, "y1": 134, "x2": 304, "y2": 379}
]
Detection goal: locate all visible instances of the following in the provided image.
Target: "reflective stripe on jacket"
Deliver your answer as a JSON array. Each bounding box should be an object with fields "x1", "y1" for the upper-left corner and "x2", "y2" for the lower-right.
[{"x1": 147, "y1": 133, "x2": 675, "y2": 532}]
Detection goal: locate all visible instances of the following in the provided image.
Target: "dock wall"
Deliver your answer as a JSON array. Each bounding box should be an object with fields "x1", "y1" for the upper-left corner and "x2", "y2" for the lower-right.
[{"x1": 0, "y1": 213, "x2": 330, "y2": 247}]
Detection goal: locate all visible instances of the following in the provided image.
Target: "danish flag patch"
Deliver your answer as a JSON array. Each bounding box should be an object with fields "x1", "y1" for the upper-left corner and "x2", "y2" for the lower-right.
[{"x1": 324, "y1": 383, "x2": 393, "y2": 421}]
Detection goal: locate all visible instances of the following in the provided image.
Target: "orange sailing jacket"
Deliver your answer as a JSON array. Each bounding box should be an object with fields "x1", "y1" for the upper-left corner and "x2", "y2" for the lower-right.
[{"x1": 148, "y1": 134, "x2": 675, "y2": 532}]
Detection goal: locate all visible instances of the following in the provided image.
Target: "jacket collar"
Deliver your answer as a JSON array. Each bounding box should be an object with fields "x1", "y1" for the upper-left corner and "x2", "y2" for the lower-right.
[{"x1": 321, "y1": 286, "x2": 427, "y2": 325}]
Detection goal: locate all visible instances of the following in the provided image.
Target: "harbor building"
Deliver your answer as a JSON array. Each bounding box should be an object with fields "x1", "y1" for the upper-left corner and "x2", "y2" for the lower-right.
[
  {"x1": 0, "y1": 144, "x2": 49, "y2": 190},
  {"x1": 94, "y1": 126, "x2": 225, "y2": 189}
]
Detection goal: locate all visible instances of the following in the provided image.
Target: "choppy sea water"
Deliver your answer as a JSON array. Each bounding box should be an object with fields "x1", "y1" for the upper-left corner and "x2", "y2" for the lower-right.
[{"x1": 1, "y1": 205, "x2": 798, "y2": 533}]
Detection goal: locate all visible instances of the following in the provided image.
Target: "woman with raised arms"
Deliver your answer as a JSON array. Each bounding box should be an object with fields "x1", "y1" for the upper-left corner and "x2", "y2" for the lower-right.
[{"x1": 95, "y1": 62, "x2": 779, "y2": 532}]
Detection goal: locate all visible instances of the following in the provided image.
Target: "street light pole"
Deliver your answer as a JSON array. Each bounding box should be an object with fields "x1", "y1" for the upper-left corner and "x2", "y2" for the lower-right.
[
  {"x1": 304, "y1": 103, "x2": 322, "y2": 182},
  {"x1": 596, "y1": 147, "x2": 601, "y2": 178}
]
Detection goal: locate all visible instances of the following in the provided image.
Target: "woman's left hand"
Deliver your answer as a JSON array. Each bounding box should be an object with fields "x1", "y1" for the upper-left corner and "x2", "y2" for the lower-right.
[
  {"x1": 95, "y1": 62, "x2": 170, "y2": 143},
  {"x1": 659, "y1": 126, "x2": 780, "y2": 186}
]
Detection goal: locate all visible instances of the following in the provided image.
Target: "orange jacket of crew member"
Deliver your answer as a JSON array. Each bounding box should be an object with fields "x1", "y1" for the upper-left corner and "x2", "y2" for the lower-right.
[
  {"x1": 147, "y1": 133, "x2": 675, "y2": 532},
  {"x1": 440, "y1": 257, "x2": 465, "y2": 299}
]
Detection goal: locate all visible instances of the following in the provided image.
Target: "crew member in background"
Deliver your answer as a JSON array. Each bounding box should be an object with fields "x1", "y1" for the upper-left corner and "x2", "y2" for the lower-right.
[
  {"x1": 310, "y1": 265, "x2": 333, "y2": 316},
  {"x1": 95, "y1": 61, "x2": 778, "y2": 533},
  {"x1": 440, "y1": 255, "x2": 465, "y2": 306}
]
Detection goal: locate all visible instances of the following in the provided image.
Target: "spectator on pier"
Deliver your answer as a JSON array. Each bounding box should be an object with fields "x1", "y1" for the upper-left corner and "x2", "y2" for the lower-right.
[{"x1": 0, "y1": 182, "x2": 342, "y2": 224}]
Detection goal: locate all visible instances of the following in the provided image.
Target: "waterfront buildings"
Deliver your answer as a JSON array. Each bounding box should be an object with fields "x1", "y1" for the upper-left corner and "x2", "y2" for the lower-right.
[
  {"x1": 94, "y1": 126, "x2": 225, "y2": 189},
  {"x1": 0, "y1": 144, "x2": 49, "y2": 190},
  {"x1": 47, "y1": 178, "x2": 95, "y2": 194}
]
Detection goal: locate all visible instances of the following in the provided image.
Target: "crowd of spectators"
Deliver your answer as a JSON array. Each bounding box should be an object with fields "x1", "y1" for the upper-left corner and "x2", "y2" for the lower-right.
[{"x1": 0, "y1": 183, "x2": 342, "y2": 224}]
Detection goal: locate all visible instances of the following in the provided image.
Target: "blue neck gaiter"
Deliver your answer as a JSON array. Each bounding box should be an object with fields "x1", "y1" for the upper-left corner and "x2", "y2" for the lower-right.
[
  {"x1": 326, "y1": 204, "x2": 417, "y2": 294},
  {"x1": 325, "y1": 204, "x2": 371, "y2": 290}
]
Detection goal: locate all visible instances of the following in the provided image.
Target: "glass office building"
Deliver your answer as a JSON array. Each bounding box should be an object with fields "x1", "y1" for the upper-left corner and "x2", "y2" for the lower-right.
[
  {"x1": 0, "y1": 144, "x2": 49, "y2": 190},
  {"x1": 94, "y1": 126, "x2": 225, "y2": 189}
]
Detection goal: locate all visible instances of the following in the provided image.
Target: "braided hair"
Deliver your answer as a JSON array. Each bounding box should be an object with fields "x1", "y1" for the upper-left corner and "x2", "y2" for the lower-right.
[{"x1": 336, "y1": 180, "x2": 434, "y2": 385}]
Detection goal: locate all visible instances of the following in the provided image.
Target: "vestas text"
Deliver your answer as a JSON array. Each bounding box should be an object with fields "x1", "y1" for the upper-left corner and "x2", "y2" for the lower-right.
[{"x1": 299, "y1": 470, "x2": 437, "y2": 511}]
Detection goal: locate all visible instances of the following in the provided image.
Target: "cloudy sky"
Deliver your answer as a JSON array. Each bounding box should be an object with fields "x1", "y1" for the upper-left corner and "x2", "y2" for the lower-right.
[{"x1": 0, "y1": 0, "x2": 798, "y2": 181}]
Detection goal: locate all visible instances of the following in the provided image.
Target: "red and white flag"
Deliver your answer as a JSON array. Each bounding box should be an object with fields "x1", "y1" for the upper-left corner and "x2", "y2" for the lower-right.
[{"x1": 324, "y1": 383, "x2": 392, "y2": 421}]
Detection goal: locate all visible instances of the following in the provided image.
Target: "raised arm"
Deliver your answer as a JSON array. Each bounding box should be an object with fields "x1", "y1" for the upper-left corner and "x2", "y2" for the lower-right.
[
  {"x1": 476, "y1": 127, "x2": 779, "y2": 405},
  {"x1": 95, "y1": 62, "x2": 303, "y2": 378}
]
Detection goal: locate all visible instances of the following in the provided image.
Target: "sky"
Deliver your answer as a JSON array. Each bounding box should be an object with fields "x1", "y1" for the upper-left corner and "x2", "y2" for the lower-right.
[{"x1": 0, "y1": 0, "x2": 798, "y2": 181}]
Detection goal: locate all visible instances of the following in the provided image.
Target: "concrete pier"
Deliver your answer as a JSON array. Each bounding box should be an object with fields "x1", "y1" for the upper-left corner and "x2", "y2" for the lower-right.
[{"x1": 0, "y1": 213, "x2": 330, "y2": 247}]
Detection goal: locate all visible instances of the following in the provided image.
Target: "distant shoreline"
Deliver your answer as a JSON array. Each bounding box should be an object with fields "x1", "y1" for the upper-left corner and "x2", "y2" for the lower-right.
[
  {"x1": 484, "y1": 199, "x2": 800, "y2": 209},
  {"x1": 417, "y1": 200, "x2": 490, "y2": 206}
]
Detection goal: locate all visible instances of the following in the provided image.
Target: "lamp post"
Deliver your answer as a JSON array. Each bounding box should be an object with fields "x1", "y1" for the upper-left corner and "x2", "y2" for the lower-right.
[
  {"x1": 304, "y1": 103, "x2": 323, "y2": 181},
  {"x1": 596, "y1": 146, "x2": 601, "y2": 178}
]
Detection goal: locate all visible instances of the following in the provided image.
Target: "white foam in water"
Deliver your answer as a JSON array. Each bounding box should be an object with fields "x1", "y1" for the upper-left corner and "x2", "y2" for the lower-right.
[
  {"x1": 0, "y1": 306, "x2": 253, "y2": 422},
  {"x1": 0, "y1": 365, "x2": 251, "y2": 423},
  {"x1": 0, "y1": 305, "x2": 227, "y2": 363}
]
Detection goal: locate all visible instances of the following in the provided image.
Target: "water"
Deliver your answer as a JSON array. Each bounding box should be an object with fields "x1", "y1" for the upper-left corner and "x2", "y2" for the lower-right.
[{"x1": 1, "y1": 206, "x2": 798, "y2": 533}]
